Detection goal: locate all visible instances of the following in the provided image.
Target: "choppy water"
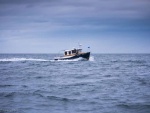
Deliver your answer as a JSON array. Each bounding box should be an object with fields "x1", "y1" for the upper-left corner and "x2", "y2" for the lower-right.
[{"x1": 0, "y1": 54, "x2": 150, "y2": 113}]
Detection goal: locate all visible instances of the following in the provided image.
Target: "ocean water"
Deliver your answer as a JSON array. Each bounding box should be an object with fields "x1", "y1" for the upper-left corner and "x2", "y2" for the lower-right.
[{"x1": 0, "y1": 54, "x2": 150, "y2": 113}]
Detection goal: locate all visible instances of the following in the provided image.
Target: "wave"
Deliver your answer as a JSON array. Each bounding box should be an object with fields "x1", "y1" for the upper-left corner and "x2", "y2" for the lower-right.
[
  {"x1": 111, "y1": 59, "x2": 146, "y2": 64},
  {"x1": 47, "y1": 95, "x2": 78, "y2": 102},
  {"x1": 117, "y1": 103, "x2": 150, "y2": 110},
  {"x1": 0, "y1": 92, "x2": 16, "y2": 97},
  {"x1": 0, "y1": 84, "x2": 15, "y2": 87},
  {"x1": 32, "y1": 90, "x2": 78, "y2": 102}
]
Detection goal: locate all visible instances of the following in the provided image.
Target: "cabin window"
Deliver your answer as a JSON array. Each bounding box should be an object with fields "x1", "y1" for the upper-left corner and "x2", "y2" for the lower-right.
[
  {"x1": 72, "y1": 49, "x2": 76, "y2": 53},
  {"x1": 69, "y1": 51, "x2": 71, "y2": 55},
  {"x1": 65, "y1": 52, "x2": 67, "y2": 55},
  {"x1": 78, "y1": 49, "x2": 81, "y2": 53}
]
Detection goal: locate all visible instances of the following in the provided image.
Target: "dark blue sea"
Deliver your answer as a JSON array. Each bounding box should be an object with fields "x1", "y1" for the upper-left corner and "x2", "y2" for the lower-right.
[{"x1": 0, "y1": 54, "x2": 150, "y2": 113}]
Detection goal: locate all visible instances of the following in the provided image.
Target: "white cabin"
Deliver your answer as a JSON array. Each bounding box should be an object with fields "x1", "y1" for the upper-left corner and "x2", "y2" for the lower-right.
[{"x1": 64, "y1": 48, "x2": 82, "y2": 56}]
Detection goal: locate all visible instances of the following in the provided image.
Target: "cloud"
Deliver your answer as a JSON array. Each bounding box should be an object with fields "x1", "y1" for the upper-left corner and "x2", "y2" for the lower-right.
[
  {"x1": 1, "y1": 0, "x2": 150, "y2": 18},
  {"x1": 0, "y1": 0, "x2": 150, "y2": 53}
]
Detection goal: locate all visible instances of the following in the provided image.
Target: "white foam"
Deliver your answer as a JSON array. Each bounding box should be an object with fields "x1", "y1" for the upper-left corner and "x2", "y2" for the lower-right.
[
  {"x1": 89, "y1": 56, "x2": 95, "y2": 61},
  {"x1": 0, "y1": 58, "x2": 49, "y2": 62},
  {"x1": 0, "y1": 56, "x2": 94, "y2": 62},
  {"x1": 56, "y1": 57, "x2": 85, "y2": 62}
]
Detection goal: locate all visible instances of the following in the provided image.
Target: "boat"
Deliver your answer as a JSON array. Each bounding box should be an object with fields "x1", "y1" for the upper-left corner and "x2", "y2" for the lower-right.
[{"x1": 54, "y1": 46, "x2": 90, "y2": 61}]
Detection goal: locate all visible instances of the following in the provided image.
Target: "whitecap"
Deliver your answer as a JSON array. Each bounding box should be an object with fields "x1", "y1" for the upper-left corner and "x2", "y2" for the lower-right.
[{"x1": 89, "y1": 56, "x2": 95, "y2": 61}]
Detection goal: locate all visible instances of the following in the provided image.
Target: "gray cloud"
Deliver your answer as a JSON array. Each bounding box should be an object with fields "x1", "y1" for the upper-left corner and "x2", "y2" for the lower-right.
[
  {"x1": 0, "y1": 0, "x2": 150, "y2": 53},
  {"x1": 1, "y1": 0, "x2": 150, "y2": 17}
]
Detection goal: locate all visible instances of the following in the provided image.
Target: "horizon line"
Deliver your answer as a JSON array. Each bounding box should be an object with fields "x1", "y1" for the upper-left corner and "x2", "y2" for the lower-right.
[{"x1": 0, "y1": 53, "x2": 150, "y2": 54}]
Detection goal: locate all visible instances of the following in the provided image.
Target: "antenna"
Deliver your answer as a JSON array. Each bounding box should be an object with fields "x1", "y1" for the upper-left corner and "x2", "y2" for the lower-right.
[
  {"x1": 78, "y1": 43, "x2": 82, "y2": 49},
  {"x1": 87, "y1": 46, "x2": 90, "y2": 52}
]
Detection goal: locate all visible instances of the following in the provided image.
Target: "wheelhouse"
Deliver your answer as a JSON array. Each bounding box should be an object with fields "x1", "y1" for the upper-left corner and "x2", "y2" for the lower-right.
[{"x1": 64, "y1": 48, "x2": 82, "y2": 56}]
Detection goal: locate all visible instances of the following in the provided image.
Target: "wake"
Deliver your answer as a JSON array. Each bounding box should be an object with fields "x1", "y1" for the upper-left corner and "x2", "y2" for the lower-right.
[
  {"x1": 0, "y1": 58, "x2": 49, "y2": 62},
  {"x1": 0, "y1": 56, "x2": 94, "y2": 62}
]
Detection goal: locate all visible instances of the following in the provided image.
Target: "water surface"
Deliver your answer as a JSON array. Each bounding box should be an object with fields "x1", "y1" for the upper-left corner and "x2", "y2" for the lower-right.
[{"x1": 0, "y1": 54, "x2": 150, "y2": 113}]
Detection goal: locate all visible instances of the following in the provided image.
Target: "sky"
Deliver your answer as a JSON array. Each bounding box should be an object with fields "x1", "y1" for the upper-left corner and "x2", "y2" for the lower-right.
[{"x1": 0, "y1": 0, "x2": 150, "y2": 53}]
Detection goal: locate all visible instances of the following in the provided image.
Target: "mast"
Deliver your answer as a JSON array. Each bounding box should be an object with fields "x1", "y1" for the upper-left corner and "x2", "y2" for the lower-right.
[{"x1": 78, "y1": 43, "x2": 82, "y2": 49}]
